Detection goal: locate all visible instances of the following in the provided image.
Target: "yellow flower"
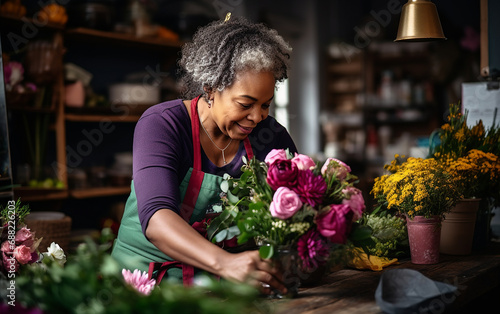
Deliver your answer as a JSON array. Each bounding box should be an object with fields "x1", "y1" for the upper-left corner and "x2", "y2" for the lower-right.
[{"x1": 371, "y1": 157, "x2": 461, "y2": 219}]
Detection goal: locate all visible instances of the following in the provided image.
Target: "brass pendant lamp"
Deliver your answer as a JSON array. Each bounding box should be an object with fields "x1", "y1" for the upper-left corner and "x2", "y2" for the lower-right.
[{"x1": 395, "y1": 0, "x2": 446, "y2": 42}]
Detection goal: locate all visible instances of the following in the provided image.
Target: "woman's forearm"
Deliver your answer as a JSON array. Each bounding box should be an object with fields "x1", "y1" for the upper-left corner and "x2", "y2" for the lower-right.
[{"x1": 145, "y1": 209, "x2": 230, "y2": 276}]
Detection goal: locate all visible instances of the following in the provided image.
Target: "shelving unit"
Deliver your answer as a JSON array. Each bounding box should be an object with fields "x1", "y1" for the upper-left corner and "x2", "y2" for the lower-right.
[
  {"x1": 323, "y1": 42, "x2": 441, "y2": 179},
  {"x1": 2, "y1": 14, "x2": 182, "y2": 204},
  {"x1": 322, "y1": 52, "x2": 366, "y2": 164}
]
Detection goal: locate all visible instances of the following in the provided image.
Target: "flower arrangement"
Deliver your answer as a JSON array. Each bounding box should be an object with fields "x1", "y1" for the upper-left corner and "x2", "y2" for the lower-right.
[
  {"x1": 0, "y1": 199, "x2": 42, "y2": 275},
  {"x1": 207, "y1": 149, "x2": 371, "y2": 276},
  {"x1": 442, "y1": 149, "x2": 500, "y2": 200},
  {"x1": 430, "y1": 103, "x2": 500, "y2": 159},
  {"x1": 430, "y1": 103, "x2": 500, "y2": 206},
  {"x1": 0, "y1": 200, "x2": 67, "y2": 276},
  {"x1": 371, "y1": 155, "x2": 461, "y2": 220}
]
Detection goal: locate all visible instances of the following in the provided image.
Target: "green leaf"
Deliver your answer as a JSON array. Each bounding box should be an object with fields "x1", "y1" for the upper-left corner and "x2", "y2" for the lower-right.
[
  {"x1": 212, "y1": 204, "x2": 222, "y2": 213},
  {"x1": 227, "y1": 190, "x2": 239, "y2": 204},
  {"x1": 349, "y1": 224, "x2": 373, "y2": 241},
  {"x1": 220, "y1": 180, "x2": 229, "y2": 193},
  {"x1": 259, "y1": 245, "x2": 274, "y2": 259},
  {"x1": 237, "y1": 232, "x2": 253, "y2": 244},
  {"x1": 240, "y1": 171, "x2": 250, "y2": 182},
  {"x1": 226, "y1": 225, "x2": 241, "y2": 239},
  {"x1": 206, "y1": 210, "x2": 233, "y2": 240},
  {"x1": 213, "y1": 229, "x2": 229, "y2": 243}
]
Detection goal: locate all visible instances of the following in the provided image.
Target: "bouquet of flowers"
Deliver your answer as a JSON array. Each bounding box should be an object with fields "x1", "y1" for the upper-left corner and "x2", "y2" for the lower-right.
[
  {"x1": 371, "y1": 155, "x2": 462, "y2": 220},
  {"x1": 207, "y1": 149, "x2": 372, "y2": 278},
  {"x1": 0, "y1": 199, "x2": 42, "y2": 276}
]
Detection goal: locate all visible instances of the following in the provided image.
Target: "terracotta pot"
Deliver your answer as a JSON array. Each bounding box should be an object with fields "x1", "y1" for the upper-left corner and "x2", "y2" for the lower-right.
[
  {"x1": 440, "y1": 198, "x2": 480, "y2": 255},
  {"x1": 406, "y1": 216, "x2": 441, "y2": 264}
]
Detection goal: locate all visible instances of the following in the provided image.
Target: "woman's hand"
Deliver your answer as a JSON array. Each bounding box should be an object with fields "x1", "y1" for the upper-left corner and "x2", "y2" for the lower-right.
[
  {"x1": 147, "y1": 209, "x2": 287, "y2": 295},
  {"x1": 217, "y1": 250, "x2": 288, "y2": 295}
]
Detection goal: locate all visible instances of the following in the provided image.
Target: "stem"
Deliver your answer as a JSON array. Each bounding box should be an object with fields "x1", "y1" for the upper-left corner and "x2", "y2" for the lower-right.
[
  {"x1": 35, "y1": 113, "x2": 40, "y2": 180},
  {"x1": 22, "y1": 114, "x2": 35, "y2": 169}
]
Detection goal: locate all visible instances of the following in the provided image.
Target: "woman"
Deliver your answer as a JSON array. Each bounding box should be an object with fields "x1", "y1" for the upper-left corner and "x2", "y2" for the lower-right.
[{"x1": 111, "y1": 15, "x2": 297, "y2": 295}]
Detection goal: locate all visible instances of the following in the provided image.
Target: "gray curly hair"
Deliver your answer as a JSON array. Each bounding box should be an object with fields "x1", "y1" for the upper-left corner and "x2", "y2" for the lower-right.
[{"x1": 178, "y1": 16, "x2": 292, "y2": 99}]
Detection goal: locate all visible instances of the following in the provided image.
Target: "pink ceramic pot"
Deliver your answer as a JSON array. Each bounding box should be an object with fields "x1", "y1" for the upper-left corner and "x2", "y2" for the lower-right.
[{"x1": 406, "y1": 216, "x2": 441, "y2": 264}]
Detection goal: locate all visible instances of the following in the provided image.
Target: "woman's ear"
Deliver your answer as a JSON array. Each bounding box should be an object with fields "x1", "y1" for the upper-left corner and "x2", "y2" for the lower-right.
[{"x1": 203, "y1": 85, "x2": 214, "y2": 103}]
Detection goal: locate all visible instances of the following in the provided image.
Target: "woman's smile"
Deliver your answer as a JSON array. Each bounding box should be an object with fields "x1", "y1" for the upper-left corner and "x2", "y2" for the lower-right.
[{"x1": 237, "y1": 123, "x2": 254, "y2": 134}]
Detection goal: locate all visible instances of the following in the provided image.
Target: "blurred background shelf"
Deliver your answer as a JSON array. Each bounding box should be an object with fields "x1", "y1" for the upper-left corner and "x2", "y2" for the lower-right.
[{"x1": 68, "y1": 186, "x2": 131, "y2": 199}]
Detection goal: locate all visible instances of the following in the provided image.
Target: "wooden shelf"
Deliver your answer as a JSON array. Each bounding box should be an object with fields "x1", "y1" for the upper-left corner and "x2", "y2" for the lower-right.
[
  {"x1": 65, "y1": 113, "x2": 141, "y2": 123},
  {"x1": 69, "y1": 186, "x2": 131, "y2": 199},
  {"x1": 13, "y1": 187, "x2": 69, "y2": 202},
  {"x1": 6, "y1": 105, "x2": 57, "y2": 113},
  {"x1": 64, "y1": 105, "x2": 151, "y2": 122},
  {"x1": 65, "y1": 27, "x2": 184, "y2": 50},
  {"x1": 0, "y1": 14, "x2": 65, "y2": 31}
]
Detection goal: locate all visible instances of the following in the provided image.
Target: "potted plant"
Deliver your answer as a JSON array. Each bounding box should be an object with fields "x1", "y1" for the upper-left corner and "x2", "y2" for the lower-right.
[
  {"x1": 371, "y1": 155, "x2": 461, "y2": 264},
  {"x1": 430, "y1": 103, "x2": 500, "y2": 248},
  {"x1": 436, "y1": 149, "x2": 500, "y2": 254}
]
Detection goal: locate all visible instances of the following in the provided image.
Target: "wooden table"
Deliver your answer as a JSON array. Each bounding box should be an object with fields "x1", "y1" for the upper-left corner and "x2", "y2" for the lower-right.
[{"x1": 269, "y1": 242, "x2": 500, "y2": 313}]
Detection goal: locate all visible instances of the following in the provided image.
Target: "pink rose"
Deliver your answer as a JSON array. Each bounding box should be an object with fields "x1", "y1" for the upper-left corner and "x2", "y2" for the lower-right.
[
  {"x1": 342, "y1": 186, "x2": 366, "y2": 221},
  {"x1": 15, "y1": 227, "x2": 33, "y2": 244},
  {"x1": 13, "y1": 245, "x2": 32, "y2": 264},
  {"x1": 321, "y1": 158, "x2": 351, "y2": 181},
  {"x1": 270, "y1": 187, "x2": 303, "y2": 219},
  {"x1": 1, "y1": 241, "x2": 12, "y2": 253},
  {"x1": 264, "y1": 149, "x2": 288, "y2": 165},
  {"x1": 267, "y1": 159, "x2": 298, "y2": 190},
  {"x1": 315, "y1": 204, "x2": 353, "y2": 244},
  {"x1": 2, "y1": 252, "x2": 18, "y2": 273},
  {"x1": 292, "y1": 153, "x2": 316, "y2": 170}
]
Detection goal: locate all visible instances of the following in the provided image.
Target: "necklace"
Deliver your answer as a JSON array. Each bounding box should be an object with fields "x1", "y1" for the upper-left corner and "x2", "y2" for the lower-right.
[{"x1": 198, "y1": 106, "x2": 233, "y2": 165}]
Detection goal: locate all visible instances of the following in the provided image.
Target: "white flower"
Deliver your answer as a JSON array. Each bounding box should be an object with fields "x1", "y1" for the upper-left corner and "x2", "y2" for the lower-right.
[{"x1": 45, "y1": 242, "x2": 67, "y2": 266}]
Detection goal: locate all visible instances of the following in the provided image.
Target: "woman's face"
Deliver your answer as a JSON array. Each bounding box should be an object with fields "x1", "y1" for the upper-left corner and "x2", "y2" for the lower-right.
[{"x1": 211, "y1": 70, "x2": 275, "y2": 140}]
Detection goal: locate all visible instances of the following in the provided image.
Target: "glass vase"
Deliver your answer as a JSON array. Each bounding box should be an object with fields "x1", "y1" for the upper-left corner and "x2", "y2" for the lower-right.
[{"x1": 269, "y1": 246, "x2": 301, "y2": 299}]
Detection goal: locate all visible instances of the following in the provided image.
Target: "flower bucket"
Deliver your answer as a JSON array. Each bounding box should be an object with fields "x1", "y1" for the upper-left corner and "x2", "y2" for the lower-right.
[
  {"x1": 406, "y1": 216, "x2": 441, "y2": 264},
  {"x1": 440, "y1": 198, "x2": 480, "y2": 255}
]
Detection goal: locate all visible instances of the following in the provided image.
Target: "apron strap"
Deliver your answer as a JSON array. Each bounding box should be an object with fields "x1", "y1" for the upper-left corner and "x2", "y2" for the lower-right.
[
  {"x1": 179, "y1": 96, "x2": 205, "y2": 222},
  {"x1": 243, "y1": 137, "x2": 253, "y2": 160},
  {"x1": 148, "y1": 261, "x2": 194, "y2": 287}
]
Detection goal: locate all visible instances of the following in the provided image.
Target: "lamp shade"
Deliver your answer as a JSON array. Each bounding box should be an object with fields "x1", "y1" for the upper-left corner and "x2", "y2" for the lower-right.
[{"x1": 395, "y1": 0, "x2": 446, "y2": 42}]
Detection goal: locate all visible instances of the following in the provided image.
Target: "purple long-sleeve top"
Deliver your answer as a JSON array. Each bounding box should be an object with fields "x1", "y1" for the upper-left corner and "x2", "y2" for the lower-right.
[{"x1": 133, "y1": 99, "x2": 297, "y2": 234}]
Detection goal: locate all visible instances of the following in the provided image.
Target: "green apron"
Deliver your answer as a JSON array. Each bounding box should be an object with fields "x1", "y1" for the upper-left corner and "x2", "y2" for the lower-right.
[{"x1": 111, "y1": 95, "x2": 254, "y2": 283}]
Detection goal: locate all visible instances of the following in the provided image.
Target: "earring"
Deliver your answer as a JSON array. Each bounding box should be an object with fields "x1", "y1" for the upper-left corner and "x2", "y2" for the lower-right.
[{"x1": 208, "y1": 100, "x2": 212, "y2": 108}]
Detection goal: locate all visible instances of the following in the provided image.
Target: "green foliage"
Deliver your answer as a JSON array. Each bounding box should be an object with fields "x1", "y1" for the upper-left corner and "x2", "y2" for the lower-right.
[
  {"x1": 359, "y1": 213, "x2": 409, "y2": 259},
  {"x1": 9, "y1": 229, "x2": 268, "y2": 314},
  {"x1": 0, "y1": 198, "x2": 30, "y2": 225}
]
